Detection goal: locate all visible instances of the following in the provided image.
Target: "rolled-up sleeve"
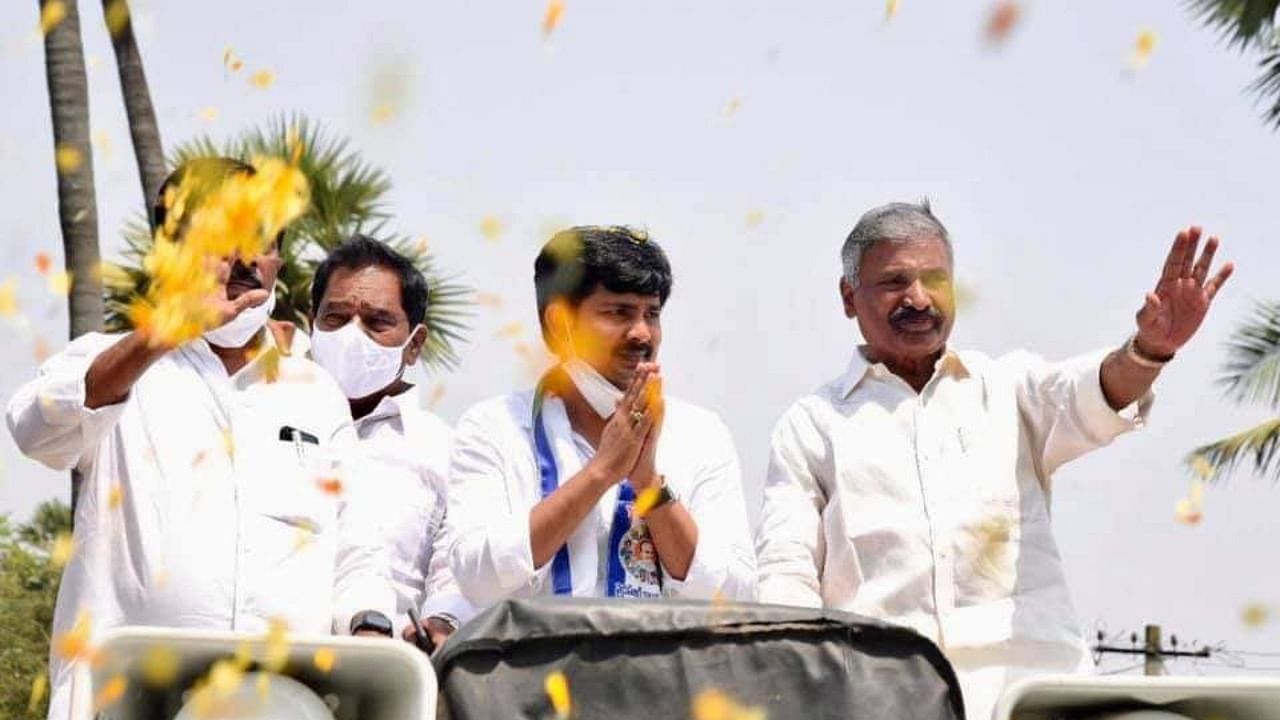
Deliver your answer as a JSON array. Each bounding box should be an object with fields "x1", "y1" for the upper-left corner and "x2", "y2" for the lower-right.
[
  {"x1": 755, "y1": 404, "x2": 826, "y2": 609},
  {"x1": 5, "y1": 332, "x2": 129, "y2": 472},
  {"x1": 1011, "y1": 348, "x2": 1154, "y2": 480},
  {"x1": 662, "y1": 416, "x2": 756, "y2": 602},
  {"x1": 447, "y1": 407, "x2": 536, "y2": 610}
]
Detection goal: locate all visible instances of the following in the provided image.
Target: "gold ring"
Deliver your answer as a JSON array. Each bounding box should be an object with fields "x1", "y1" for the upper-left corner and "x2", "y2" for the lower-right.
[{"x1": 630, "y1": 410, "x2": 646, "y2": 425}]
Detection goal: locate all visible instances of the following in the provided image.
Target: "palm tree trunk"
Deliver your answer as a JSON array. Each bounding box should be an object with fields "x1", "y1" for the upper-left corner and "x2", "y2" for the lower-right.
[
  {"x1": 41, "y1": 0, "x2": 103, "y2": 514},
  {"x1": 103, "y1": 0, "x2": 165, "y2": 203}
]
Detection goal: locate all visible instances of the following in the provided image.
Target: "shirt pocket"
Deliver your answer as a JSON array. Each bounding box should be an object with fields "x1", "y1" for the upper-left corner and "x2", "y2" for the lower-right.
[{"x1": 250, "y1": 431, "x2": 339, "y2": 535}]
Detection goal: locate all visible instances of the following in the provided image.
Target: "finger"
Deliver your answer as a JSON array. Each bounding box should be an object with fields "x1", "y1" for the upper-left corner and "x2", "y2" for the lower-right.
[
  {"x1": 1179, "y1": 226, "x2": 1201, "y2": 278},
  {"x1": 617, "y1": 367, "x2": 647, "y2": 412},
  {"x1": 1205, "y1": 261, "x2": 1235, "y2": 300},
  {"x1": 1159, "y1": 229, "x2": 1190, "y2": 284},
  {"x1": 230, "y1": 288, "x2": 269, "y2": 316},
  {"x1": 629, "y1": 369, "x2": 655, "y2": 412},
  {"x1": 1191, "y1": 236, "x2": 1219, "y2": 285},
  {"x1": 1135, "y1": 291, "x2": 1161, "y2": 330}
]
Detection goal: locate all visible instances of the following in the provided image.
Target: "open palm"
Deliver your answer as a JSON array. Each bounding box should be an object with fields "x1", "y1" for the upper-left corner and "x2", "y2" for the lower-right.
[{"x1": 1135, "y1": 226, "x2": 1235, "y2": 359}]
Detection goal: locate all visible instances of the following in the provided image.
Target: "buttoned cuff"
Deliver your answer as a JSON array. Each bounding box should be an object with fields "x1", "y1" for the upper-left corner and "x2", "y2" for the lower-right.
[
  {"x1": 38, "y1": 369, "x2": 128, "y2": 431},
  {"x1": 1076, "y1": 350, "x2": 1154, "y2": 441}
]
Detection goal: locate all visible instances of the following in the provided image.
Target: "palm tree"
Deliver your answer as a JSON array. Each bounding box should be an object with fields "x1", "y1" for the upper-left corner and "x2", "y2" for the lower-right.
[
  {"x1": 1187, "y1": 301, "x2": 1280, "y2": 481},
  {"x1": 1187, "y1": 0, "x2": 1280, "y2": 129},
  {"x1": 104, "y1": 115, "x2": 471, "y2": 368},
  {"x1": 101, "y1": 0, "x2": 165, "y2": 203},
  {"x1": 41, "y1": 0, "x2": 103, "y2": 340}
]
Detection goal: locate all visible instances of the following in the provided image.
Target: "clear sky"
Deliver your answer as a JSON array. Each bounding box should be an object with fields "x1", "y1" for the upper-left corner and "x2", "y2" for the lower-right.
[{"x1": 1, "y1": 0, "x2": 1278, "y2": 674}]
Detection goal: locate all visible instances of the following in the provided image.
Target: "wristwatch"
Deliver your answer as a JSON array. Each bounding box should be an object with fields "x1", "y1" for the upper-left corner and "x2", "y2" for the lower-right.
[
  {"x1": 349, "y1": 610, "x2": 394, "y2": 637},
  {"x1": 648, "y1": 479, "x2": 676, "y2": 513}
]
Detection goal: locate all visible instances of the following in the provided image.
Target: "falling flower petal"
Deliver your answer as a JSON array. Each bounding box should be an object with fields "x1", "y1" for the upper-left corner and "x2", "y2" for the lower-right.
[
  {"x1": 198, "y1": 106, "x2": 219, "y2": 122},
  {"x1": 263, "y1": 618, "x2": 290, "y2": 673},
  {"x1": 93, "y1": 129, "x2": 113, "y2": 160},
  {"x1": 47, "y1": 270, "x2": 73, "y2": 296},
  {"x1": 249, "y1": 70, "x2": 275, "y2": 89},
  {"x1": 1189, "y1": 453, "x2": 1214, "y2": 481},
  {"x1": 40, "y1": 1, "x2": 67, "y2": 35},
  {"x1": 1175, "y1": 497, "x2": 1202, "y2": 526},
  {"x1": 545, "y1": 671, "x2": 571, "y2": 718},
  {"x1": 495, "y1": 321, "x2": 524, "y2": 339},
  {"x1": 53, "y1": 611, "x2": 94, "y2": 663},
  {"x1": 426, "y1": 382, "x2": 446, "y2": 410},
  {"x1": 885, "y1": 0, "x2": 899, "y2": 21},
  {"x1": 1242, "y1": 603, "x2": 1270, "y2": 629},
  {"x1": 984, "y1": 1, "x2": 1021, "y2": 45},
  {"x1": 744, "y1": 211, "x2": 764, "y2": 228},
  {"x1": 36, "y1": 252, "x2": 52, "y2": 275},
  {"x1": 33, "y1": 337, "x2": 52, "y2": 363},
  {"x1": 313, "y1": 647, "x2": 337, "y2": 673},
  {"x1": 223, "y1": 47, "x2": 243, "y2": 73},
  {"x1": 93, "y1": 675, "x2": 127, "y2": 711},
  {"x1": 140, "y1": 645, "x2": 181, "y2": 687},
  {"x1": 476, "y1": 291, "x2": 503, "y2": 309},
  {"x1": 317, "y1": 477, "x2": 344, "y2": 496},
  {"x1": 542, "y1": 0, "x2": 565, "y2": 36},
  {"x1": 725, "y1": 98, "x2": 741, "y2": 116},
  {"x1": 28, "y1": 673, "x2": 48, "y2": 712},
  {"x1": 479, "y1": 216, "x2": 504, "y2": 241},
  {"x1": 51, "y1": 532, "x2": 74, "y2": 569},
  {"x1": 108, "y1": 484, "x2": 124, "y2": 510},
  {"x1": 692, "y1": 689, "x2": 767, "y2": 720},
  {"x1": 0, "y1": 278, "x2": 19, "y2": 317},
  {"x1": 633, "y1": 485, "x2": 662, "y2": 519},
  {"x1": 55, "y1": 144, "x2": 82, "y2": 174},
  {"x1": 1130, "y1": 29, "x2": 1158, "y2": 69},
  {"x1": 104, "y1": 0, "x2": 129, "y2": 37}
]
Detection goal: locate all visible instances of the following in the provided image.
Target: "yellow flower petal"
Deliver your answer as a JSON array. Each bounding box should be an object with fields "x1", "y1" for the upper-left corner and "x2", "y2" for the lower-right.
[
  {"x1": 28, "y1": 673, "x2": 48, "y2": 712},
  {"x1": 93, "y1": 675, "x2": 127, "y2": 711},
  {"x1": 40, "y1": 1, "x2": 67, "y2": 36},
  {"x1": 55, "y1": 144, "x2": 82, "y2": 174},
  {"x1": 885, "y1": 0, "x2": 899, "y2": 21},
  {"x1": 51, "y1": 532, "x2": 74, "y2": 569},
  {"x1": 47, "y1": 270, "x2": 73, "y2": 296},
  {"x1": 495, "y1": 321, "x2": 524, "y2": 339},
  {"x1": 104, "y1": 0, "x2": 129, "y2": 37},
  {"x1": 198, "y1": 106, "x2": 219, "y2": 122},
  {"x1": 542, "y1": 0, "x2": 565, "y2": 36},
  {"x1": 744, "y1": 210, "x2": 764, "y2": 227},
  {"x1": 1242, "y1": 603, "x2": 1270, "y2": 629},
  {"x1": 140, "y1": 644, "x2": 181, "y2": 687},
  {"x1": 249, "y1": 69, "x2": 275, "y2": 89},
  {"x1": 633, "y1": 485, "x2": 662, "y2": 519},
  {"x1": 479, "y1": 216, "x2": 504, "y2": 241},
  {"x1": 0, "y1": 277, "x2": 19, "y2": 317},
  {"x1": 108, "y1": 484, "x2": 124, "y2": 510},
  {"x1": 313, "y1": 647, "x2": 337, "y2": 673},
  {"x1": 1131, "y1": 29, "x2": 1158, "y2": 69},
  {"x1": 263, "y1": 618, "x2": 290, "y2": 673},
  {"x1": 223, "y1": 47, "x2": 243, "y2": 73},
  {"x1": 544, "y1": 671, "x2": 571, "y2": 718}
]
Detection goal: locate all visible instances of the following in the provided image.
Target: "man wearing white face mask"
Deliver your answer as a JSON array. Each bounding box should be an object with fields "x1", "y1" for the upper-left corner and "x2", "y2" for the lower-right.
[
  {"x1": 448, "y1": 226, "x2": 756, "y2": 608},
  {"x1": 6, "y1": 159, "x2": 395, "y2": 720},
  {"x1": 309, "y1": 235, "x2": 473, "y2": 652}
]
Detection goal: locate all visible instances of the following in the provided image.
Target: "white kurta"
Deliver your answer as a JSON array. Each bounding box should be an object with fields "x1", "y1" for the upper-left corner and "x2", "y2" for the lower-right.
[
  {"x1": 6, "y1": 330, "x2": 393, "y2": 720},
  {"x1": 447, "y1": 390, "x2": 757, "y2": 609},
  {"x1": 755, "y1": 347, "x2": 1151, "y2": 720},
  {"x1": 353, "y1": 392, "x2": 473, "y2": 635}
]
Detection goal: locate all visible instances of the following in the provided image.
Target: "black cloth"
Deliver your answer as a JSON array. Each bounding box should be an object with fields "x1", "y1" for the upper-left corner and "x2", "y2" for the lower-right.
[{"x1": 434, "y1": 598, "x2": 965, "y2": 720}]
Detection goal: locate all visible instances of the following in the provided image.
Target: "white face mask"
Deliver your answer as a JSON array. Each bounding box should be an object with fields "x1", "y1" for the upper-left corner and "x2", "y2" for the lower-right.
[
  {"x1": 563, "y1": 358, "x2": 624, "y2": 419},
  {"x1": 204, "y1": 292, "x2": 275, "y2": 348},
  {"x1": 310, "y1": 321, "x2": 417, "y2": 400}
]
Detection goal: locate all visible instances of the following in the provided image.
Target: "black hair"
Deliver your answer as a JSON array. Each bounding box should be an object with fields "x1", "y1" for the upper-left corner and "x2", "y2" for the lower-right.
[
  {"x1": 311, "y1": 234, "x2": 430, "y2": 326},
  {"x1": 534, "y1": 225, "x2": 673, "y2": 335},
  {"x1": 150, "y1": 157, "x2": 256, "y2": 235}
]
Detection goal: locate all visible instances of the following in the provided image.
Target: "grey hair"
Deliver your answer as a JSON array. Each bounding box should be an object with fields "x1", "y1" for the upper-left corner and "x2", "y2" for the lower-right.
[{"x1": 841, "y1": 199, "x2": 952, "y2": 287}]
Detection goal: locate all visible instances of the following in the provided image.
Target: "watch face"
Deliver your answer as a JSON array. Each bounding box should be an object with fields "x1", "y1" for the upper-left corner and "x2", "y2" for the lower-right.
[{"x1": 352, "y1": 611, "x2": 393, "y2": 635}]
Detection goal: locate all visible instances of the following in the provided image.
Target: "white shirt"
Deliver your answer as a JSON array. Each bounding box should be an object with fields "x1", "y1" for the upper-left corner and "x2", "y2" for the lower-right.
[
  {"x1": 447, "y1": 390, "x2": 756, "y2": 609},
  {"x1": 755, "y1": 347, "x2": 1150, "y2": 715},
  {"x1": 6, "y1": 330, "x2": 392, "y2": 720},
  {"x1": 353, "y1": 391, "x2": 473, "y2": 634}
]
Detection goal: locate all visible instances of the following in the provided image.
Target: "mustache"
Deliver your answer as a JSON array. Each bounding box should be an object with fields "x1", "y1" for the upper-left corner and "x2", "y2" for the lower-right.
[
  {"x1": 616, "y1": 342, "x2": 654, "y2": 360},
  {"x1": 227, "y1": 263, "x2": 264, "y2": 289},
  {"x1": 889, "y1": 305, "x2": 943, "y2": 328}
]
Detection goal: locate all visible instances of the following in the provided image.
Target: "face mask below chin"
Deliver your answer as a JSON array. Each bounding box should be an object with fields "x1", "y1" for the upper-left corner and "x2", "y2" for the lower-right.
[
  {"x1": 204, "y1": 292, "x2": 276, "y2": 348},
  {"x1": 311, "y1": 321, "x2": 416, "y2": 400}
]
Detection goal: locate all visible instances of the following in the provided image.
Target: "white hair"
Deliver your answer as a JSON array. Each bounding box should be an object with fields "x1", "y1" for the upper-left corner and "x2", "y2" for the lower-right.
[{"x1": 841, "y1": 199, "x2": 952, "y2": 287}]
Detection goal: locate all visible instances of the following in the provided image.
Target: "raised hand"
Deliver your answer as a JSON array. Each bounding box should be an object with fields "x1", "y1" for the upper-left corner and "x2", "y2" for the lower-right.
[
  {"x1": 630, "y1": 374, "x2": 665, "y2": 491},
  {"x1": 1134, "y1": 226, "x2": 1234, "y2": 359}
]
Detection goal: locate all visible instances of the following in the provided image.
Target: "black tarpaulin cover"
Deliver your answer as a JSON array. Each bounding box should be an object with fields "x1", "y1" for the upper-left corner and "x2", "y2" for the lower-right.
[{"x1": 433, "y1": 598, "x2": 965, "y2": 720}]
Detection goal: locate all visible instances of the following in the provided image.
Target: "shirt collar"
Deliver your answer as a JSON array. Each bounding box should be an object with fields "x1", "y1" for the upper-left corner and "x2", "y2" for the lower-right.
[
  {"x1": 355, "y1": 391, "x2": 407, "y2": 430},
  {"x1": 838, "y1": 345, "x2": 970, "y2": 399}
]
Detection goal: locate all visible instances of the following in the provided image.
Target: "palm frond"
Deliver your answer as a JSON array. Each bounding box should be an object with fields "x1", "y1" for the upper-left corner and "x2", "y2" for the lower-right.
[
  {"x1": 1186, "y1": 0, "x2": 1280, "y2": 50},
  {"x1": 1217, "y1": 300, "x2": 1280, "y2": 409},
  {"x1": 104, "y1": 114, "x2": 471, "y2": 369},
  {"x1": 1252, "y1": 47, "x2": 1280, "y2": 129},
  {"x1": 1187, "y1": 417, "x2": 1280, "y2": 483}
]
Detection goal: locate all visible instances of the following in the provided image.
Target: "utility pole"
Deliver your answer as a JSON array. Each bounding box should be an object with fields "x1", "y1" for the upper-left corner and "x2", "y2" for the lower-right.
[{"x1": 1093, "y1": 624, "x2": 1212, "y2": 675}]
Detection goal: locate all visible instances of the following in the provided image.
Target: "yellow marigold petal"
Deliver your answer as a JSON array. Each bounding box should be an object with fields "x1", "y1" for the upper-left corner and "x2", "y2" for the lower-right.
[
  {"x1": 544, "y1": 671, "x2": 571, "y2": 718},
  {"x1": 313, "y1": 647, "x2": 337, "y2": 673},
  {"x1": 140, "y1": 644, "x2": 181, "y2": 687},
  {"x1": 55, "y1": 144, "x2": 82, "y2": 174},
  {"x1": 28, "y1": 673, "x2": 48, "y2": 712},
  {"x1": 40, "y1": 1, "x2": 67, "y2": 35},
  {"x1": 93, "y1": 675, "x2": 127, "y2": 711}
]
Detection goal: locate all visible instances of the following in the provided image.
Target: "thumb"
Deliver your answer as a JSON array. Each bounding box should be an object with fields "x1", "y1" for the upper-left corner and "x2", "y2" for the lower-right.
[{"x1": 1135, "y1": 291, "x2": 1161, "y2": 329}]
